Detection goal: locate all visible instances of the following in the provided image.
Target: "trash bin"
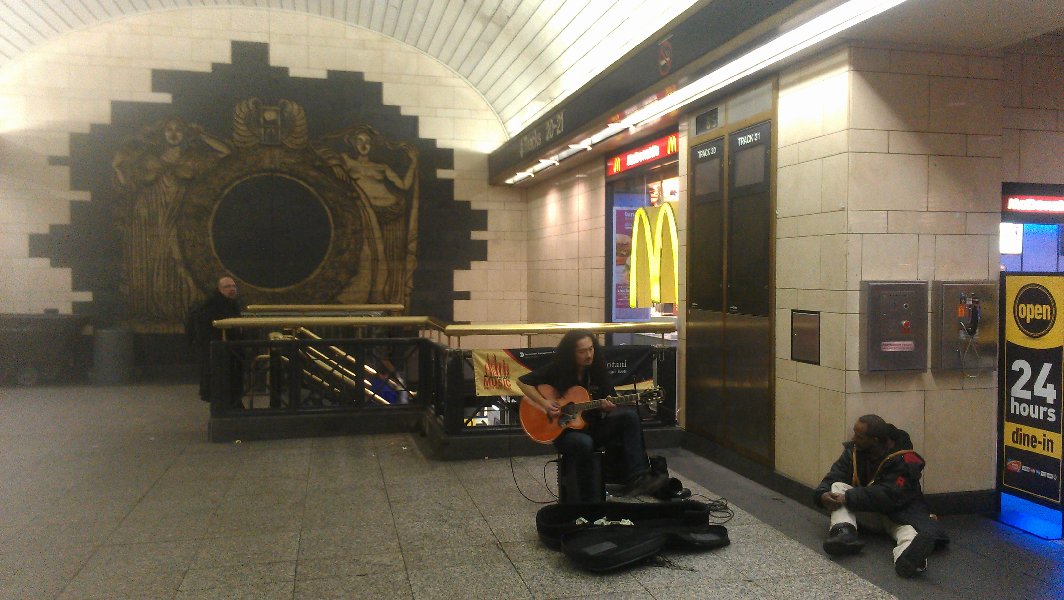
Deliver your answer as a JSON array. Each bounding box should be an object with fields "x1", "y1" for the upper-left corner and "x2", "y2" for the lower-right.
[{"x1": 92, "y1": 328, "x2": 134, "y2": 385}]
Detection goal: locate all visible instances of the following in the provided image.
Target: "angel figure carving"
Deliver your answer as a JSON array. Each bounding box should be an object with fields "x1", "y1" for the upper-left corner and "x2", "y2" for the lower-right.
[
  {"x1": 112, "y1": 117, "x2": 230, "y2": 328},
  {"x1": 319, "y1": 125, "x2": 419, "y2": 306}
]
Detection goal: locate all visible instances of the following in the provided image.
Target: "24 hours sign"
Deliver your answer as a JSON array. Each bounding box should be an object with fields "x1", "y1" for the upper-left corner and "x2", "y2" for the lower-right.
[{"x1": 1003, "y1": 276, "x2": 1064, "y2": 505}]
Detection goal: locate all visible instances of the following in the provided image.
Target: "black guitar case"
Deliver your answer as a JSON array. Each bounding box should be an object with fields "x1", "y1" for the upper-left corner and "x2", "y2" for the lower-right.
[{"x1": 536, "y1": 500, "x2": 730, "y2": 572}]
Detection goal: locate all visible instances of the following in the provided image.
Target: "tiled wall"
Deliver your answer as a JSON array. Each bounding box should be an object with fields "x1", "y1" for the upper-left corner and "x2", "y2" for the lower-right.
[
  {"x1": 524, "y1": 161, "x2": 608, "y2": 331},
  {"x1": 1002, "y1": 31, "x2": 1064, "y2": 185},
  {"x1": 775, "y1": 43, "x2": 1006, "y2": 494},
  {"x1": 0, "y1": 7, "x2": 524, "y2": 341}
]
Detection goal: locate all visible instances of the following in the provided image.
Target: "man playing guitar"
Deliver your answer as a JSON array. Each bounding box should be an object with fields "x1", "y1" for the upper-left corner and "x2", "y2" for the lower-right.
[{"x1": 517, "y1": 329, "x2": 666, "y2": 503}]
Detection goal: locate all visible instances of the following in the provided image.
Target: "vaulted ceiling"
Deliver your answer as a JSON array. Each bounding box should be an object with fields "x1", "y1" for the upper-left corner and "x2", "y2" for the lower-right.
[{"x1": 0, "y1": 0, "x2": 703, "y2": 136}]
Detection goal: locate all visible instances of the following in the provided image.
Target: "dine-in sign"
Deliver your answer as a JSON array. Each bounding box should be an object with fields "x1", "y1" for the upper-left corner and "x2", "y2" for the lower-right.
[
  {"x1": 606, "y1": 133, "x2": 679, "y2": 176},
  {"x1": 1002, "y1": 275, "x2": 1064, "y2": 506}
]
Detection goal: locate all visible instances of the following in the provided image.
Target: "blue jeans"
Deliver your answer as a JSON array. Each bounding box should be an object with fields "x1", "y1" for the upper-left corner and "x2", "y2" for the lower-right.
[{"x1": 554, "y1": 408, "x2": 649, "y2": 502}]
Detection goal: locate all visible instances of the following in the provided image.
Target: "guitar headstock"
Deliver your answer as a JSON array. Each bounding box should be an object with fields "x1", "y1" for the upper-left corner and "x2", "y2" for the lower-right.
[{"x1": 641, "y1": 387, "x2": 664, "y2": 402}]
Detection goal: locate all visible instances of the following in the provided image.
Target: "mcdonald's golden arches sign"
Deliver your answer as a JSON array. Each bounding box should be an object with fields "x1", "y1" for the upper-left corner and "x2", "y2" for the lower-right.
[{"x1": 605, "y1": 133, "x2": 679, "y2": 176}]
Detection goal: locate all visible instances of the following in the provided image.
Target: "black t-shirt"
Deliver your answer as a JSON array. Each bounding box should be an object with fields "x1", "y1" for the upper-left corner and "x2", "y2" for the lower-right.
[{"x1": 518, "y1": 363, "x2": 617, "y2": 400}]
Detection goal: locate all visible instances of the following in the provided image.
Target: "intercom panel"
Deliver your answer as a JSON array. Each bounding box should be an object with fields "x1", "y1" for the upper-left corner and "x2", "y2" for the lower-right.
[
  {"x1": 930, "y1": 281, "x2": 998, "y2": 372},
  {"x1": 860, "y1": 281, "x2": 928, "y2": 373}
]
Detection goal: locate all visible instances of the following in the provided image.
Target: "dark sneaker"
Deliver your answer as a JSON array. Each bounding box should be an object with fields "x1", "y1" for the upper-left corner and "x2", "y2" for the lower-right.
[
  {"x1": 624, "y1": 471, "x2": 668, "y2": 496},
  {"x1": 895, "y1": 533, "x2": 935, "y2": 578},
  {"x1": 823, "y1": 523, "x2": 865, "y2": 556}
]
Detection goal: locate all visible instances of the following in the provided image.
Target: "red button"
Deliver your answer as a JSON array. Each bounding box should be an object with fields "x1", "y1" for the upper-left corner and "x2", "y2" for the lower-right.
[{"x1": 901, "y1": 320, "x2": 911, "y2": 334}]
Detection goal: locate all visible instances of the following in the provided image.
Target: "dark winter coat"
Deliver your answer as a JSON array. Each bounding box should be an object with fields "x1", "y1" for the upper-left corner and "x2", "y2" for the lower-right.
[{"x1": 813, "y1": 427, "x2": 948, "y2": 542}]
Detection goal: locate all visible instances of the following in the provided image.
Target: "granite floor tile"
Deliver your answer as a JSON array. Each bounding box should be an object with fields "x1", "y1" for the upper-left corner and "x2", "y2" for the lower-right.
[
  {"x1": 408, "y1": 561, "x2": 532, "y2": 600},
  {"x1": 293, "y1": 569, "x2": 413, "y2": 599},
  {"x1": 193, "y1": 531, "x2": 301, "y2": 568},
  {"x1": 296, "y1": 551, "x2": 406, "y2": 581},
  {"x1": 58, "y1": 566, "x2": 185, "y2": 600},
  {"x1": 757, "y1": 570, "x2": 899, "y2": 600},
  {"x1": 0, "y1": 572, "x2": 72, "y2": 600},
  {"x1": 628, "y1": 551, "x2": 747, "y2": 587},
  {"x1": 80, "y1": 539, "x2": 201, "y2": 571},
  {"x1": 400, "y1": 540, "x2": 513, "y2": 570},
  {"x1": 500, "y1": 539, "x2": 559, "y2": 565},
  {"x1": 299, "y1": 524, "x2": 402, "y2": 560},
  {"x1": 174, "y1": 580, "x2": 294, "y2": 600},
  {"x1": 643, "y1": 579, "x2": 775, "y2": 600},
  {"x1": 178, "y1": 560, "x2": 295, "y2": 592},
  {"x1": 513, "y1": 554, "x2": 646, "y2": 600},
  {"x1": 548, "y1": 592, "x2": 655, "y2": 600},
  {"x1": 107, "y1": 514, "x2": 213, "y2": 544},
  {"x1": 394, "y1": 515, "x2": 497, "y2": 549}
]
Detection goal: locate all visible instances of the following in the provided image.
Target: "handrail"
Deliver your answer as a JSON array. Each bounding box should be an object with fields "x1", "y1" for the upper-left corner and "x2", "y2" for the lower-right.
[
  {"x1": 211, "y1": 316, "x2": 675, "y2": 348},
  {"x1": 212, "y1": 316, "x2": 448, "y2": 331},
  {"x1": 244, "y1": 304, "x2": 405, "y2": 314},
  {"x1": 442, "y1": 322, "x2": 675, "y2": 336}
]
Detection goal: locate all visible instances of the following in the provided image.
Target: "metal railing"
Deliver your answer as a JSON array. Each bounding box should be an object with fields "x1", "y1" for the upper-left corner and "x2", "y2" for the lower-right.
[
  {"x1": 207, "y1": 310, "x2": 677, "y2": 431},
  {"x1": 207, "y1": 334, "x2": 445, "y2": 417}
]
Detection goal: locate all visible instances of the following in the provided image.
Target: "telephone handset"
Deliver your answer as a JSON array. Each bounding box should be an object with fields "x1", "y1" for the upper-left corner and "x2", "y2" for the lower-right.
[{"x1": 958, "y1": 293, "x2": 981, "y2": 338}]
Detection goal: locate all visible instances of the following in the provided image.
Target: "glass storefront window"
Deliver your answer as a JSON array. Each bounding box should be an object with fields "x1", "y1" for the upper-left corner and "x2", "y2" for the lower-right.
[
  {"x1": 607, "y1": 162, "x2": 679, "y2": 323},
  {"x1": 999, "y1": 222, "x2": 1064, "y2": 273}
]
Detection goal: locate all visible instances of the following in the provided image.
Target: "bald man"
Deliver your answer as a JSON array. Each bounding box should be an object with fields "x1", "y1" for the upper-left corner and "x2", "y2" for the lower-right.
[{"x1": 189, "y1": 276, "x2": 242, "y2": 405}]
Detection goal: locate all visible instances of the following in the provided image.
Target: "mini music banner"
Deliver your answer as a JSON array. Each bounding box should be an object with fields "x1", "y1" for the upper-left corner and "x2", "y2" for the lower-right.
[
  {"x1": 1002, "y1": 275, "x2": 1064, "y2": 506},
  {"x1": 471, "y1": 346, "x2": 658, "y2": 397}
]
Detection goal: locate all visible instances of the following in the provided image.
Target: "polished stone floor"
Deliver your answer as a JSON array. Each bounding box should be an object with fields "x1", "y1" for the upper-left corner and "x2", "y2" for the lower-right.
[{"x1": 0, "y1": 384, "x2": 1060, "y2": 599}]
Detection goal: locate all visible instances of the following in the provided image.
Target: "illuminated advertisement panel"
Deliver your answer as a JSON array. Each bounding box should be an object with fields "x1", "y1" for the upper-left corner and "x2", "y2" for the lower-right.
[{"x1": 1001, "y1": 275, "x2": 1064, "y2": 507}]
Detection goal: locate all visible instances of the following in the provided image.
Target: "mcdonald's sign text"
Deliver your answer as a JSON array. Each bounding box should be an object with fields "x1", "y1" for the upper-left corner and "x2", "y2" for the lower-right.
[{"x1": 606, "y1": 133, "x2": 679, "y2": 176}]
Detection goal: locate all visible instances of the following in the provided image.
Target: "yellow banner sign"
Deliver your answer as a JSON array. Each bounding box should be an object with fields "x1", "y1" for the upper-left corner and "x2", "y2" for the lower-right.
[
  {"x1": 472, "y1": 350, "x2": 532, "y2": 397},
  {"x1": 1004, "y1": 422, "x2": 1063, "y2": 459}
]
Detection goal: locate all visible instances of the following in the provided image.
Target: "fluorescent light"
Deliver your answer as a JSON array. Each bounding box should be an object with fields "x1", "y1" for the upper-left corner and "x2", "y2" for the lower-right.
[
  {"x1": 623, "y1": 0, "x2": 910, "y2": 127},
  {"x1": 504, "y1": 0, "x2": 911, "y2": 184}
]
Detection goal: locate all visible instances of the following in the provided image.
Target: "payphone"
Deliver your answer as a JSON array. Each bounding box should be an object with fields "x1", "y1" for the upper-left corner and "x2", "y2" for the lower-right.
[{"x1": 930, "y1": 281, "x2": 998, "y2": 373}]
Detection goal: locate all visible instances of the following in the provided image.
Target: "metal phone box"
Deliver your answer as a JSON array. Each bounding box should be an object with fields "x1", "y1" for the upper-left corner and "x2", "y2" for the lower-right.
[
  {"x1": 860, "y1": 281, "x2": 928, "y2": 372},
  {"x1": 930, "y1": 281, "x2": 998, "y2": 372}
]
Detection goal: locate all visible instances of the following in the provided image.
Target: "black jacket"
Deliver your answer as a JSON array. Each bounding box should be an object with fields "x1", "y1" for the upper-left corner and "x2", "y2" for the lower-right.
[
  {"x1": 813, "y1": 427, "x2": 947, "y2": 542},
  {"x1": 188, "y1": 291, "x2": 241, "y2": 347}
]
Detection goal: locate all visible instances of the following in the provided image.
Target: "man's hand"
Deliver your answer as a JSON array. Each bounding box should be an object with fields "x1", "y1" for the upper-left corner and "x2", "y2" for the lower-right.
[
  {"x1": 600, "y1": 398, "x2": 616, "y2": 412},
  {"x1": 545, "y1": 400, "x2": 561, "y2": 419},
  {"x1": 821, "y1": 491, "x2": 846, "y2": 511}
]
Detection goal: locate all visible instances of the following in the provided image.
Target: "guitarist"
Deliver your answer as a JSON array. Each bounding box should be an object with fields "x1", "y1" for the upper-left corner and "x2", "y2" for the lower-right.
[{"x1": 517, "y1": 330, "x2": 666, "y2": 502}]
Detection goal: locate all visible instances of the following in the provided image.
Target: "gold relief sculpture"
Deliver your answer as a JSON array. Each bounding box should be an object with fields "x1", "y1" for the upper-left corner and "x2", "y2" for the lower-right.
[
  {"x1": 112, "y1": 117, "x2": 230, "y2": 331},
  {"x1": 315, "y1": 125, "x2": 420, "y2": 308},
  {"x1": 113, "y1": 99, "x2": 421, "y2": 329},
  {"x1": 232, "y1": 98, "x2": 308, "y2": 150}
]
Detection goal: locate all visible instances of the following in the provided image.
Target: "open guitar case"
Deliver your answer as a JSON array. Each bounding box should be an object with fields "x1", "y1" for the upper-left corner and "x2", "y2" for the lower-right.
[{"x1": 536, "y1": 500, "x2": 730, "y2": 572}]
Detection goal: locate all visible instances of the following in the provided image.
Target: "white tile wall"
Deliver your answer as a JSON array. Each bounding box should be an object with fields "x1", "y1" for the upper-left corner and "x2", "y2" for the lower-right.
[{"x1": 0, "y1": 7, "x2": 521, "y2": 329}]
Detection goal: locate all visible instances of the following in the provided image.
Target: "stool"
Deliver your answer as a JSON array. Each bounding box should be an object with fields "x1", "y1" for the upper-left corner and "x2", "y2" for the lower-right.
[{"x1": 557, "y1": 450, "x2": 606, "y2": 504}]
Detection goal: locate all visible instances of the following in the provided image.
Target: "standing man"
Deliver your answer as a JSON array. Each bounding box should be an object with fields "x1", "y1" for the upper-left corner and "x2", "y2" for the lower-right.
[
  {"x1": 188, "y1": 276, "x2": 242, "y2": 407},
  {"x1": 517, "y1": 330, "x2": 665, "y2": 503},
  {"x1": 814, "y1": 414, "x2": 948, "y2": 577}
]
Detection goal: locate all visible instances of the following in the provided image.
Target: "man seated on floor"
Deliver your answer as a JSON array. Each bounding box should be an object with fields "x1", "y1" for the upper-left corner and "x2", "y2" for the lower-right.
[
  {"x1": 517, "y1": 329, "x2": 666, "y2": 503},
  {"x1": 814, "y1": 414, "x2": 949, "y2": 578}
]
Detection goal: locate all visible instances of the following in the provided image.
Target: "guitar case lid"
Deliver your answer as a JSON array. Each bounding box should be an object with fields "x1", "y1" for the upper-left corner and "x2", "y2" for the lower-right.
[{"x1": 535, "y1": 500, "x2": 729, "y2": 572}]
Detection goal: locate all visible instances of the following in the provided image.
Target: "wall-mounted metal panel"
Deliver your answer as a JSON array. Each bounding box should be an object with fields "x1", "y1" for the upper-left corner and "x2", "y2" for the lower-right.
[{"x1": 860, "y1": 281, "x2": 928, "y2": 373}]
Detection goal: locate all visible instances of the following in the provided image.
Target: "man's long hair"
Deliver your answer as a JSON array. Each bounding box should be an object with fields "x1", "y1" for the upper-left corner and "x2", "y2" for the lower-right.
[{"x1": 552, "y1": 329, "x2": 610, "y2": 390}]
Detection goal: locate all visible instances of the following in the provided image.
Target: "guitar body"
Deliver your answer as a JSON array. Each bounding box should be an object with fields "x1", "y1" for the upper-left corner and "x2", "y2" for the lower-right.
[{"x1": 519, "y1": 384, "x2": 591, "y2": 444}]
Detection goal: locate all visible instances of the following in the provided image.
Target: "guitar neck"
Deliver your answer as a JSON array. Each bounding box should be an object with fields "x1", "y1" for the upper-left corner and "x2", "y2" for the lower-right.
[{"x1": 573, "y1": 391, "x2": 644, "y2": 412}]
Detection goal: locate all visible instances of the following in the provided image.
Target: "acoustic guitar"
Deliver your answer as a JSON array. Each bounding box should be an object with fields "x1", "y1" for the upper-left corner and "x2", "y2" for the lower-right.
[{"x1": 519, "y1": 383, "x2": 663, "y2": 444}]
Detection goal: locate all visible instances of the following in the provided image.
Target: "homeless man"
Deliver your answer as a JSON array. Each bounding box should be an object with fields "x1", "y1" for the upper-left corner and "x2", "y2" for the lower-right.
[{"x1": 814, "y1": 414, "x2": 948, "y2": 578}]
